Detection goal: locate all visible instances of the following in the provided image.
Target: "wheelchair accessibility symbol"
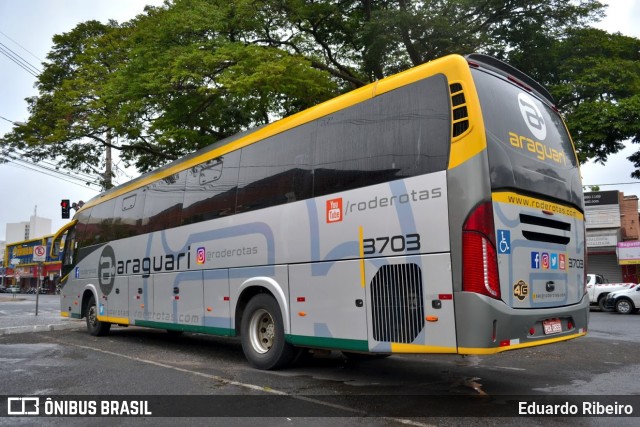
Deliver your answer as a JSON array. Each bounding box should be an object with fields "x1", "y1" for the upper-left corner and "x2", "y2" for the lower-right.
[{"x1": 497, "y1": 230, "x2": 510, "y2": 254}]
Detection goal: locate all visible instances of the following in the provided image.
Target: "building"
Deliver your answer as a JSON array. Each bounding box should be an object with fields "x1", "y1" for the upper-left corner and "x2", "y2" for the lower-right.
[
  {"x1": 2, "y1": 214, "x2": 59, "y2": 292},
  {"x1": 3, "y1": 235, "x2": 63, "y2": 293},
  {"x1": 585, "y1": 190, "x2": 640, "y2": 283},
  {"x1": 0, "y1": 240, "x2": 5, "y2": 286},
  {"x1": 5, "y1": 215, "x2": 52, "y2": 243}
]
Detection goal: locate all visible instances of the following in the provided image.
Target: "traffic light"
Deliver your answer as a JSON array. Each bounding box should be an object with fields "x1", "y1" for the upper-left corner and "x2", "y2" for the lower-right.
[{"x1": 61, "y1": 199, "x2": 70, "y2": 219}]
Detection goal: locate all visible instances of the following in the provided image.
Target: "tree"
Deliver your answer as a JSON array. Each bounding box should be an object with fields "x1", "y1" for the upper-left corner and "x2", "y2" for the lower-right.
[
  {"x1": 7, "y1": 0, "x2": 638, "y2": 181},
  {"x1": 506, "y1": 28, "x2": 640, "y2": 170},
  {"x1": 2, "y1": 20, "x2": 132, "y2": 188},
  {"x1": 107, "y1": 0, "x2": 338, "y2": 172}
]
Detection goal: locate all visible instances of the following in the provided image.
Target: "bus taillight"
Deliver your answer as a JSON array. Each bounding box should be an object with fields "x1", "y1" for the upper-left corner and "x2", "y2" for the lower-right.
[{"x1": 462, "y1": 202, "x2": 501, "y2": 299}]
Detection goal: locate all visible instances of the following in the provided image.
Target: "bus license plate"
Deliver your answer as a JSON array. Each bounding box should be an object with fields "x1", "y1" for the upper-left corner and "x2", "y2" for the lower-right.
[{"x1": 543, "y1": 319, "x2": 562, "y2": 335}]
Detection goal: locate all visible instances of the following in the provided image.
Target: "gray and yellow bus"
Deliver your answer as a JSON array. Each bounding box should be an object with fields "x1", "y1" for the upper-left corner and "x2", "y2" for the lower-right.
[{"x1": 52, "y1": 53, "x2": 588, "y2": 369}]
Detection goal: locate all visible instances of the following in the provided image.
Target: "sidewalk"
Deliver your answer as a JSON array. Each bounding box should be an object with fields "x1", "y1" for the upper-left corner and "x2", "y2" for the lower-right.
[{"x1": 0, "y1": 294, "x2": 84, "y2": 336}]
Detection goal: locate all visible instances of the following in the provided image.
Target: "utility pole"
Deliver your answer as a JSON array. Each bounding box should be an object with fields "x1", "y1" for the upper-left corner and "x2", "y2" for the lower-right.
[{"x1": 104, "y1": 130, "x2": 113, "y2": 190}]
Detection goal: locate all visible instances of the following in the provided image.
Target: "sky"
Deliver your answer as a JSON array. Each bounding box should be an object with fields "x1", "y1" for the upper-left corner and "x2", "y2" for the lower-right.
[
  {"x1": 0, "y1": 0, "x2": 164, "y2": 241},
  {"x1": 0, "y1": 0, "x2": 639, "y2": 242}
]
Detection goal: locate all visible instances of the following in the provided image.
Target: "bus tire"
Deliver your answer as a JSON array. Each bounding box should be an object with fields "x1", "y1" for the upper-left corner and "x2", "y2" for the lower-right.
[
  {"x1": 86, "y1": 295, "x2": 111, "y2": 336},
  {"x1": 241, "y1": 293, "x2": 295, "y2": 370}
]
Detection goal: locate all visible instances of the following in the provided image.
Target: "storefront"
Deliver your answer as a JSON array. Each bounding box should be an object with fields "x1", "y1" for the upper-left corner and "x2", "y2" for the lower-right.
[
  {"x1": 3, "y1": 236, "x2": 61, "y2": 293},
  {"x1": 585, "y1": 190, "x2": 640, "y2": 284}
]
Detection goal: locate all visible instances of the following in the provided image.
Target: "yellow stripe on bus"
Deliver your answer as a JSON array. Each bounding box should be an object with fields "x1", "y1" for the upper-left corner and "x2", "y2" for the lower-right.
[
  {"x1": 359, "y1": 226, "x2": 365, "y2": 288},
  {"x1": 458, "y1": 331, "x2": 587, "y2": 355},
  {"x1": 60, "y1": 311, "x2": 70, "y2": 318},
  {"x1": 492, "y1": 192, "x2": 584, "y2": 220},
  {"x1": 390, "y1": 343, "x2": 457, "y2": 353},
  {"x1": 97, "y1": 315, "x2": 130, "y2": 325}
]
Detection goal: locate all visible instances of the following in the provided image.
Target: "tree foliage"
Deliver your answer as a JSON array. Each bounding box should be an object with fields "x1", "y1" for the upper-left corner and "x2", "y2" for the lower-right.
[
  {"x1": 4, "y1": 0, "x2": 640, "y2": 185},
  {"x1": 507, "y1": 28, "x2": 640, "y2": 169}
]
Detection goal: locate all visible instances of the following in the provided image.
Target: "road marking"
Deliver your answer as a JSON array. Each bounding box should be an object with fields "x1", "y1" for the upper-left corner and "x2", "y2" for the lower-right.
[{"x1": 61, "y1": 340, "x2": 435, "y2": 425}]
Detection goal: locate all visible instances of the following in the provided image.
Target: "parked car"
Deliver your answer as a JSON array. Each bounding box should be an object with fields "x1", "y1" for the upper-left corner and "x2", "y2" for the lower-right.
[
  {"x1": 0, "y1": 285, "x2": 7, "y2": 293},
  {"x1": 585, "y1": 273, "x2": 635, "y2": 310},
  {"x1": 603, "y1": 285, "x2": 640, "y2": 314}
]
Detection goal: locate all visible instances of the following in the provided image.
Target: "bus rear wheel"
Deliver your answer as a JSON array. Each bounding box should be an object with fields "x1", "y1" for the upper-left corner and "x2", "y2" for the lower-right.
[
  {"x1": 86, "y1": 295, "x2": 111, "y2": 336},
  {"x1": 241, "y1": 293, "x2": 295, "y2": 370}
]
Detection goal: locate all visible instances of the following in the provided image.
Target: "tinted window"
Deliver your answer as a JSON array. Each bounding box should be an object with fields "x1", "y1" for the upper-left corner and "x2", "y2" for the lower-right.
[
  {"x1": 313, "y1": 74, "x2": 450, "y2": 196},
  {"x1": 182, "y1": 150, "x2": 241, "y2": 224},
  {"x1": 472, "y1": 69, "x2": 582, "y2": 207},
  {"x1": 142, "y1": 171, "x2": 186, "y2": 233},
  {"x1": 62, "y1": 227, "x2": 76, "y2": 267},
  {"x1": 85, "y1": 200, "x2": 116, "y2": 246},
  {"x1": 73, "y1": 208, "x2": 93, "y2": 250},
  {"x1": 236, "y1": 124, "x2": 314, "y2": 213},
  {"x1": 112, "y1": 190, "x2": 146, "y2": 240}
]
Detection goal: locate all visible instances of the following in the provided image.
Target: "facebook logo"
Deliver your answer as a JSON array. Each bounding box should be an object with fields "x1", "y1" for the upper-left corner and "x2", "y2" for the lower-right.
[{"x1": 531, "y1": 252, "x2": 540, "y2": 269}]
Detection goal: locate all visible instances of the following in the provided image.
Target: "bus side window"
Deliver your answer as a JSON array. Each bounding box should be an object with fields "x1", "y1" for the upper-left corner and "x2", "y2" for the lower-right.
[
  {"x1": 182, "y1": 150, "x2": 241, "y2": 224},
  {"x1": 112, "y1": 190, "x2": 146, "y2": 240},
  {"x1": 313, "y1": 74, "x2": 450, "y2": 197},
  {"x1": 236, "y1": 123, "x2": 314, "y2": 213},
  {"x1": 85, "y1": 200, "x2": 116, "y2": 246},
  {"x1": 142, "y1": 171, "x2": 186, "y2": 233},
  {"x1": 73, "y1": 209, "x2": 91, "y2": 247}
]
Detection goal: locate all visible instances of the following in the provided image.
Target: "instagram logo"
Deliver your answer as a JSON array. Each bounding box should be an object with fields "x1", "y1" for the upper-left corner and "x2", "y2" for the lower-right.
[
  {"x1": 541, "y1": 252, "x2": 549, "y2": 270},
  {"x1": 196, "y1": 247, "x2": 206, "y2": 264}
]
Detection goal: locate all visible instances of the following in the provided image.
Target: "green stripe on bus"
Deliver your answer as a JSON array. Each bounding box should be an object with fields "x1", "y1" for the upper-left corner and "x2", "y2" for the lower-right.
[
  {"x1": 134, "y1": 320, "x2": 235, "y2": 337},
  {"x1": 71, "y1": 313, "x2": 82, "y2": 319},
  {"x1": 286, "y1": 335, "x2": 369, "y2": 352}
]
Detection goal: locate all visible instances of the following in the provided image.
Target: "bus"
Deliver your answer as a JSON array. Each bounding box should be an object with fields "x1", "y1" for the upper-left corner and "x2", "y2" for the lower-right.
[{"x1": 52, "y1": 53, "x2": 588, "y2": 370}]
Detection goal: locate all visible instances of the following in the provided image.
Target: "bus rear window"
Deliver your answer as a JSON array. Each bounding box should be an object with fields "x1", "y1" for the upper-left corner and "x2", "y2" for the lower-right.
[{"x1": 472, "y1": 69, "x2": 582, "y2": 207}]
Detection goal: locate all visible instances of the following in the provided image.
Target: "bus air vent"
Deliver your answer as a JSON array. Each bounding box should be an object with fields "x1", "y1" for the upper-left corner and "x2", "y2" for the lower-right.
[
  {"x1": 520, "y1": 214, "x2": 571, "y2": 231},
  {"x1": 522, "y1": 231, "x2": 570, "y2": 245},
  {"x1": 449, "y1": 83, "x2": 470, "y2": 138},
  {"x1": 370, "y1": 263, "x2": 425, "y2": 343},
  {"x1": 520, "y1": 214, "x2": 571, "y2": 244}
]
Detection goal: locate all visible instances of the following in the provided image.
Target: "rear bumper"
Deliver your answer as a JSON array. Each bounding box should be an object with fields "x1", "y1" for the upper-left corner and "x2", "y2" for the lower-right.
[{"x1": 455, "y1": 292, "x2": 589, "y2": 354}]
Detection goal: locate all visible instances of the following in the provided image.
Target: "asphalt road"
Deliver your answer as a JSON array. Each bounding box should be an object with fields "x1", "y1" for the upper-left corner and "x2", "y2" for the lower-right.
[{"x1": 0, "y1": 297, "x2": 638, "y2": 426}]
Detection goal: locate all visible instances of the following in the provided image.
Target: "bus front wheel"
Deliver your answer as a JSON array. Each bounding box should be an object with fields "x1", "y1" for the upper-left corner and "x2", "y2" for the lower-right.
[
  {"x1": 86, "y1": 295, "x2": 111, "y2": 336},
  {"x1": 240, "y1": 293, "x2": 295, "y2": 370}
]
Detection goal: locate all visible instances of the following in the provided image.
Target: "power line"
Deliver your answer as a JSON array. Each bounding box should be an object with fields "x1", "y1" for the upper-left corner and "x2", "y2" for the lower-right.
[
  {"x1": 0, "y1": 155, "x2": 101, "y2": 190},
  {"x1": 0, "y1": 43, "x2": 40, "y2": 77},
  {"x1": 0, "y1": 30, "x2": 43, "y2": 64},
  {"x1": 583, "y1": 182, "x2": 640, "y2": 187},
  {"x1": 0, "y1": 150, "x2": 102, "y2": 189}
]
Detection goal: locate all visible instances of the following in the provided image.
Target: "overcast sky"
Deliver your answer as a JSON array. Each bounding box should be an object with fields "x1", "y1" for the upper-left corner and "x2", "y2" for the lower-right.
[{"x1": 1, "y1": 0, "x2": 639, "y2": 241}]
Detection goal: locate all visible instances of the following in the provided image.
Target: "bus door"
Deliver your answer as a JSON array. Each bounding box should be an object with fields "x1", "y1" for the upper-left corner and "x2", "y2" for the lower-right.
[
  {"x1": 103, "y1": 276, "x2": 129, "y2": 324},
  {"x1": 153, "y1": 271, "x2": 204, "y2": 329},
  {"x1": 95, "y1": 246, "x2": 129, "y2": 324},
  {"x1": 129, "y1": 275, "x2": 153, "y2": 325},
  {"x1": 366, "y1": 254, "x2": 457, "y2": 353},
  {"x1": 289, "y1": 260, "x2": 369, "y2": 351}
]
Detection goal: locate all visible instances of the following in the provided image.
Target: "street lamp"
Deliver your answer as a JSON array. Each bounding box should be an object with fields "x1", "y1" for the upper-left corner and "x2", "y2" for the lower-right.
[{"x1": 0, "y1": 115, "x2": 27, "y2": 126}]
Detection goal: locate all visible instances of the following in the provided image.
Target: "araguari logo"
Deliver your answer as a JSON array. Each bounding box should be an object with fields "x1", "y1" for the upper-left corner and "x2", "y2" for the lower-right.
[
  {"x1": 518, "y1": 93, "x2": 546, "y2": 141},
  {"x1": 99, "y1": 244, "x2": 193, "y2": 287},
  {"x1": 508, "y1": 92, "x2": 566, "y2": 166}
]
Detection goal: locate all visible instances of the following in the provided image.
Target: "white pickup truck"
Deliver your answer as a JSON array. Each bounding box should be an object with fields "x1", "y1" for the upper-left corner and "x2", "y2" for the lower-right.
[{"x1": 586, "y1": 274, "x2": 636, "y2": 310}]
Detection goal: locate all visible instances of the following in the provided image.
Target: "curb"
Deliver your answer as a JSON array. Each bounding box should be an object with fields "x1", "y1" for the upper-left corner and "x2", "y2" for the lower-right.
[{"x1": 0, "y1": 320, "x2": 84, "y2": 336}]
